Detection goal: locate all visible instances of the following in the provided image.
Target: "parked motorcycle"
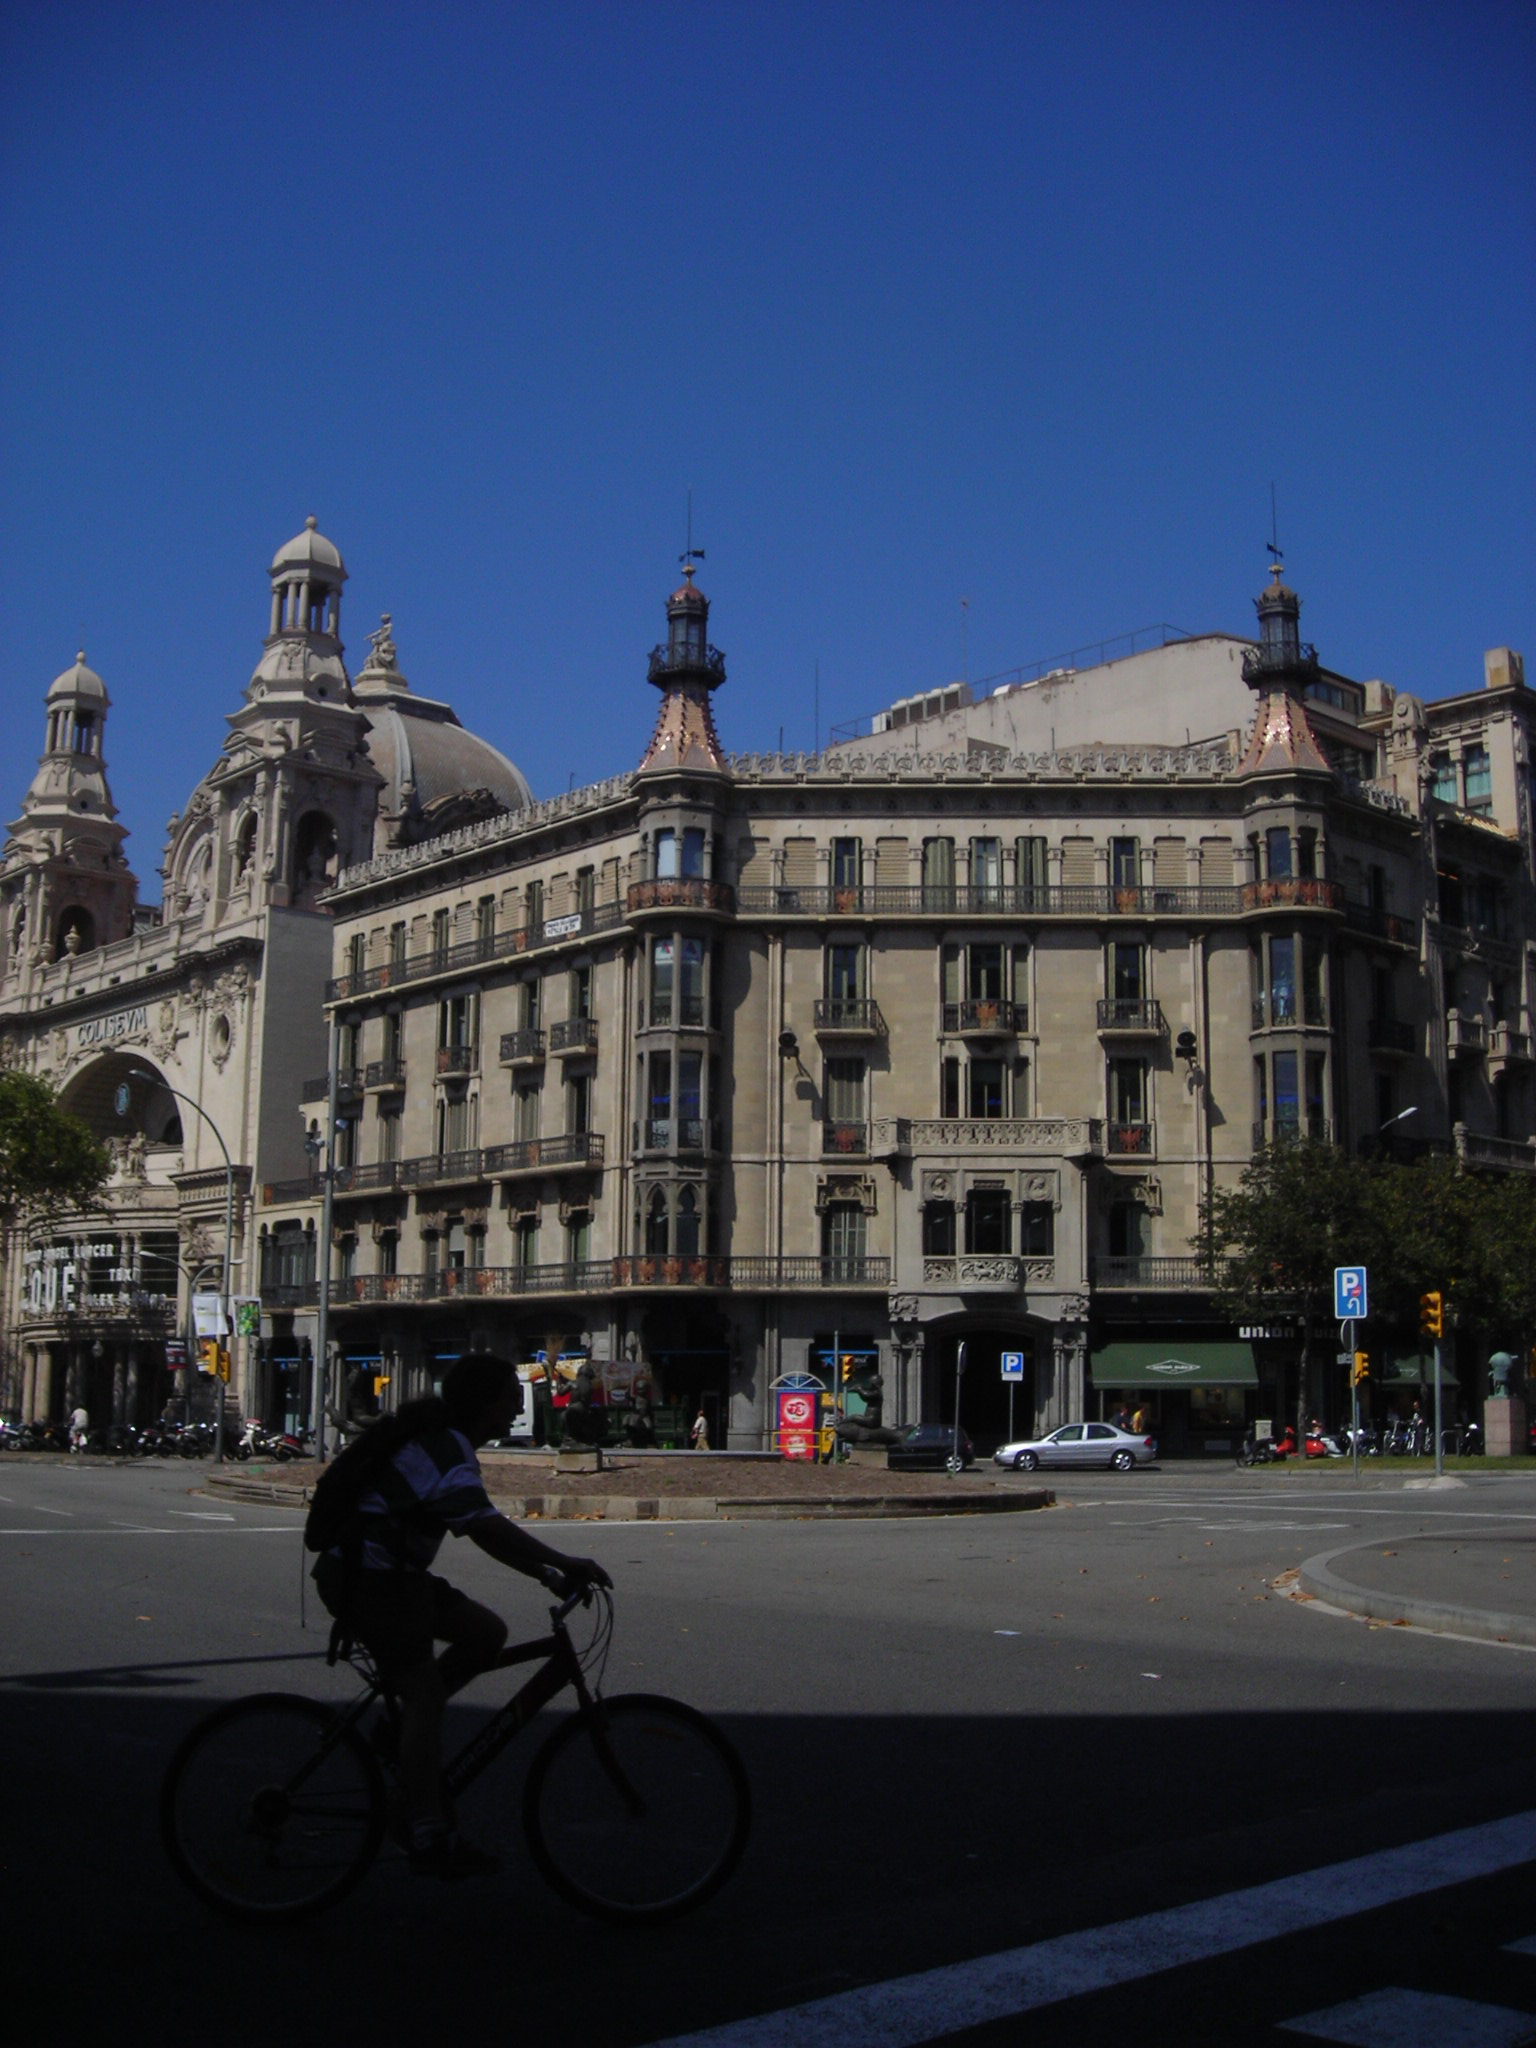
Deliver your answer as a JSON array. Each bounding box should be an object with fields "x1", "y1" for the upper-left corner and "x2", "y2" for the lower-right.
[{"x1": 1237, "y1": 1425, "x2": 1296, "y2": 1466}]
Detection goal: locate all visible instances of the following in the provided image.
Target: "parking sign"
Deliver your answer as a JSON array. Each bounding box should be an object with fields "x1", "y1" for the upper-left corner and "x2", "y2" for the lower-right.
[
  {"x1": 1000, "y1": 1351, "x2": 1025, "y2": 1381},
  {"x1": 1334, "y1": 1266, "x2": 1368, "y2": 1321}
]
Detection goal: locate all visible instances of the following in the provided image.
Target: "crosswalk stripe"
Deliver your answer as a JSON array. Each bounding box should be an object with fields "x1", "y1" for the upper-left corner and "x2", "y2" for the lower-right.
[{"x1": 639, "y1": 1810, "x2": 1536, "y2": 2048}]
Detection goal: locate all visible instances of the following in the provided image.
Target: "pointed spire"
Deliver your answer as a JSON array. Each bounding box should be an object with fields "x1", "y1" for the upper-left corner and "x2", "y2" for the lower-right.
[{"x1": 639, "y1": 562, "x2": 728, "y2": 774}]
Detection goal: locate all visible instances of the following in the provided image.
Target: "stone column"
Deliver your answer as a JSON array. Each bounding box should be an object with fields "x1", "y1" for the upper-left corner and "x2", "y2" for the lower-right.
[
  {"x1": 112, "y1": 1344, "x2": 128, "y2": 1424},
  {"x1": 65, "y1": 1344, "x2": 84, "y2": 1414},
  {"x1": 36, "y1": 1343, "x2": 56, "y2": 1422},
  {"x1": 22, "y1": 1344, "x2": 37, "y2": 1420},
  {"x1": 125, "y1": 1342, "x2": 141, "y2": 1424}
]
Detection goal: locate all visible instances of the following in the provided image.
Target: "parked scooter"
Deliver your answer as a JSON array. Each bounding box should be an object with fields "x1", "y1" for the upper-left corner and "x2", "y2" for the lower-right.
[
  {"x1": 1237, "y1": 1423, "x2": 1297, "y2": 1466},
  {"x1": 1304, "y1": 1420, "x2": 1348, "y2": 1459}
]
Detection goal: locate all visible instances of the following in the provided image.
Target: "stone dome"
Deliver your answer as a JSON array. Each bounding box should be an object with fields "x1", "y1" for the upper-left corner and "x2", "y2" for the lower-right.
[
  {"x1": 47, "y1": 653, "x2": 107, "y2": 703},
  {"x1": 270, "y1": 515, "x2": 346, "y2": 579}
]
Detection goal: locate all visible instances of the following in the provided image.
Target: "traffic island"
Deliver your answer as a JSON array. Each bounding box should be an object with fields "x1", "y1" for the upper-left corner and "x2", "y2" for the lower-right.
[{"x1": 204, "y1": 1451, "x2": 1054, "y2": 1521}]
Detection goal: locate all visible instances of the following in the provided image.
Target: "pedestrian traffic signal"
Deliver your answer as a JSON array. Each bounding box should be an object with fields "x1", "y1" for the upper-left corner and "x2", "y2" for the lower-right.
[
  {"x1": 1353, "y1": 1351, "x2": 1370, "y2": 1386},
  {"x1": 1419, "y1": 1291, "x2": 1443, "y2": 1340},
  {"x1": 197, "y1": 1337, "x2": 220, "y2": 1374}
]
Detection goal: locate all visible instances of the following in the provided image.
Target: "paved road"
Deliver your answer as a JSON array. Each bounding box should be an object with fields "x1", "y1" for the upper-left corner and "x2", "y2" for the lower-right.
[{"x1": 3, "y1": 1457, "x2": 1534, "y2": 2047}]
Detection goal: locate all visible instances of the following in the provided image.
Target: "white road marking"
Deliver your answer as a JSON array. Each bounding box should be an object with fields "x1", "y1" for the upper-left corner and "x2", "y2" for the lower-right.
[
  {"x1": 169, "y1": 1511, "x2": 237, "y2": 1521},
  {"x1": 31, "y1": 1505, "x2": 74, "y2": 1516},
  {"x1": 1278, "y1": 1987, "x2": 1536, "y2": 2045},
  {"x1": 0, "y1": 1526, "x2": 296, "y2": 1536},
  {"x1": 637, "y1": 1810, "x2": 1536, "y2": 2048}
]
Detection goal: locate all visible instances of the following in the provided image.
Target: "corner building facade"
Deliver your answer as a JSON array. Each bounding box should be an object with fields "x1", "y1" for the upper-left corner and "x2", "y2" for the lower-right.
[{"x1": 290, "y1": 562, "x2": 1535, "y2": 1451}]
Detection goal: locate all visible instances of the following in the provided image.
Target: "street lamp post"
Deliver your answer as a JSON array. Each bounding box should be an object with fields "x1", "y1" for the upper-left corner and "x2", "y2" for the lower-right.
[
  {"x1": 124, "y1": 1071, "x2": 234, "y2": 1466},
  {"x1": 306, "y1": 1016, "x2": 340, "y2": 1463}
]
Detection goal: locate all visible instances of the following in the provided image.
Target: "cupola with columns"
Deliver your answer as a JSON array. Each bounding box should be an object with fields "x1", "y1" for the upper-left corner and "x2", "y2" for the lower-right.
[{"x1": 638, "y1": 558, "x2": 729, "y2": 775}]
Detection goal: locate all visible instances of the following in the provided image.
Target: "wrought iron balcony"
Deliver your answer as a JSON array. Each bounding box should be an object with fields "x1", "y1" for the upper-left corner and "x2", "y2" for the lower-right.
[
  {"x1": 325, "y1": 900, "x2": 625, "y2": 1002},
  {"x1": 625, "y1": 878, "x2": 735, "y2": 917},
  {"x1": 499, "y1": 1029, "x2": 547, "y2": 1066},
  {"x1": 646, "y1": 641, "x2": 727, "y2": 683},
  {"x1": 435, "y1": 1044, "x2": 477, "y2": 1078},
  {"x1": 1106, "y1": 1121, "x2": 1155, "y2": 1156},
  {"x1": 1096, "y1": 999, "x2": 1164, "y2": 1036},
  {"x1": 1343, "y1": 901, "x2": 1418, "y2": 947},
  {"x1": 1238, "y1": 877, "x2": 1343, "y2": 913},
  {"x1": 481, "y1": 1132, "x2": 605, "y2": 1177},
  {"x1": 1253, "y1": 1117, "x2": 1331, "y2": 1148},
  {"x1": 261, "y1": 1174, "x2": 322, "y2": 1205},
  {"x1": 300, "y1": 1067, "x2": 365, "y2": 1102},
  {"x1": 396, "y1": 1149, "x2": 487, "y2": 1189},
  {"x1": 550, "y1": 1017, "x2": 599, "y2": 1055},
  {"x1": 813, "y1": 997, "x2": 886, "y2": 1037},
  {"x1": 301, "y1": 1252, "x2": 895, "y2": 1309},
  {"x1": 821, "y1": 1121, "x2": 869, "y2": 1156},
  {"x1": 1241, "y1": 640, "x2": 1319, "y2": 682},
  {"x1": 331, "y1": 1161, "x2": 405, "y2": 1195},
  {"x1": 943, "y1": 999, "x2": 1023, "y2": 1037},
  {"x1": 364, "y1": 1058, "x2": 407, "y2": 1091}
]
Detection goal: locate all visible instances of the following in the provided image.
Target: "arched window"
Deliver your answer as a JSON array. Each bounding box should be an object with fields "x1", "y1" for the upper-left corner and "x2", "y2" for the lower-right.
[
  {"x1": 55, "y1": 907, "x2": 95, "y2": 957},
  {"x1": 292, "y1": 812, "x2": 338, "y2": 907},
  {"x1": 234, "y1": 812, "x2": 258, "y2": 881},
  {"x1": 645, "y1": 1187, "x2": 669, "y2": 1255},
  {"x1": 675, "y1": 1186, "x2": 700, "y2": 1256}
]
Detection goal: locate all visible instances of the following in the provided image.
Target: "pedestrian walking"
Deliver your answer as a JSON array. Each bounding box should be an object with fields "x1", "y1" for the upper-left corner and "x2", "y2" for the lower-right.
[
  {"x1": 69, "y1": 1403, "x2": 90, "y2": 1453},
  {"x1": 690, "y1": 1408, "x2": 710, "y2": 1451}
]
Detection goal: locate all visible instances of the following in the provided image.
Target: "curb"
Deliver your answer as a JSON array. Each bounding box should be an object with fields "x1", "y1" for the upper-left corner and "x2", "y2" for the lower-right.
[
  {"x1": 1297, "y1": 1536, "x2": 1536, "y2": 1648},
  {"x1": 202, "y1": 1472, "x2": 1054, "y2": 1522}
]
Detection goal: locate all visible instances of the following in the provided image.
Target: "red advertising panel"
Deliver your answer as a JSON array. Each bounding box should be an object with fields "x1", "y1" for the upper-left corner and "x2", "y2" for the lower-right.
[{"x1": 776, "y1": 1387, "x2": 819, "y2": 1461}]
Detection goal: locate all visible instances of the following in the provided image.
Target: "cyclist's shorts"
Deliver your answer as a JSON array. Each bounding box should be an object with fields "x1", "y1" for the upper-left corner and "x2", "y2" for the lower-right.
[{"x1": 312, "y1": 1557, "x2": 487, "y2": 1681}]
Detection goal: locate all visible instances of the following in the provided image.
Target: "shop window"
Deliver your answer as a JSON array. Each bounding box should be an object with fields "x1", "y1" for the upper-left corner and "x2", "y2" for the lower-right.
[{"x1": 964, "y1": 1190, "x2": 1011, "y2": 1255}]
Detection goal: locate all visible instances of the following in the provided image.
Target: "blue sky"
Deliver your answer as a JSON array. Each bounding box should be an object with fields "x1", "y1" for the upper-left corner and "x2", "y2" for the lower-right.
[{"x1": 3, "y1": 1, "x2": 1532, "y2": 902}]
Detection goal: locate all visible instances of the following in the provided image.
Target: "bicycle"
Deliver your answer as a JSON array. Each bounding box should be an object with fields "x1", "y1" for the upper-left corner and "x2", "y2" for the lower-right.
[{"x1": 159, "y1": 1580, "x2": 750, "y2": 1924}]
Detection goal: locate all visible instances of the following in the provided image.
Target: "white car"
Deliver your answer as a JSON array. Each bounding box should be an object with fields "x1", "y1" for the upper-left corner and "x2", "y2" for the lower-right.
[{"x1": 993, "y1": 1422, "x2": 1157, "y2": 1472}]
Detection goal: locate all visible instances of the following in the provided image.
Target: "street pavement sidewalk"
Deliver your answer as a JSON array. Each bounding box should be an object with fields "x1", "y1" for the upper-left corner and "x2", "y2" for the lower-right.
[{"x1": 1298, "y1": 1523, "x2": 1536, "y2": 1646}]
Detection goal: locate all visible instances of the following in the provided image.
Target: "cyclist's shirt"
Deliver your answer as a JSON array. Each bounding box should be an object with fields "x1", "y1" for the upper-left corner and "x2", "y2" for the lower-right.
[{"x1": 349, "y1": 1424, "x2": 501, "y2": 1572}]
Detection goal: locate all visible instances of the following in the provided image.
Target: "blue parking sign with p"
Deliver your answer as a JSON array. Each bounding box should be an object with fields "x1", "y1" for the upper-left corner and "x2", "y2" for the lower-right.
[
  {"x1": 1334, "y1": 1267, "x2": 1368, "y2": 1321},
  {"x1": 1000, "y1": 1351, "x2": 1025, "y2": 1380}
]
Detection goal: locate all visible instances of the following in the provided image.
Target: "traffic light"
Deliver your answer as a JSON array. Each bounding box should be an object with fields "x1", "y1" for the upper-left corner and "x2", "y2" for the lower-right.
[
  {"x1": 840, "y1": 1354, "x2": 857, "y2": 1383},
  {"x1": 216, "y1": 1347, "x2": 232, "y2": 1384},
  {"x1": 197, "y1": 1337, "x2": 219, "y2": 1374},
  {"x1": 372, "y1": 1375, "x2": 391, "y2": 1399},
  {"x1": 1353, "y1": 1351, "x2": 1370, "y2": 1386},
  {"x1": 1419, "y1": 1291, "x2": 1444, "y2": 1340}
]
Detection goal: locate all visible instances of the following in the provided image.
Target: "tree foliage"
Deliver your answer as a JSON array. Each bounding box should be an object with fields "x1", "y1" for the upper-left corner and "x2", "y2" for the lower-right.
[{"x1": 0, "y1": 1071, "x2": 111, "y2": 1217}]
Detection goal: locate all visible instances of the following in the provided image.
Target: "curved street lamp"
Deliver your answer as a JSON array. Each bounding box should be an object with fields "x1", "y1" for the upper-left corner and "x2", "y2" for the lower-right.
[{"x1": 123, "y1": 1071, "x2": 234, "y2": 1465}]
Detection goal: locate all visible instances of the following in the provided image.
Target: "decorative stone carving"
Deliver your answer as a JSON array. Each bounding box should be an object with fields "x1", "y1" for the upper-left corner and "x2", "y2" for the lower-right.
[
  {"x1": 816, "y1": 1173, "x2": 877, "y2": 1214},
  {"x1": 887, "y1": 1293, "x2": 919, "y2": 1326},
  {"x1": 920, "y1": 1169, "x2": 954, "y2": 1202},
  {"x1": 1020, "y1": 1169, "x2": 1060, "y2": 1206}
]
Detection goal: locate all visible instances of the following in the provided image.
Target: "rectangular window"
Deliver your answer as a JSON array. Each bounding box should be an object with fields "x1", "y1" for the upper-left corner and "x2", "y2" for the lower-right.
[
  {"x1": 522, "y1": 977, "x2": 541, "y2": 1030},
  {"x1": 348, "y1": 932, "x2": 366, "y2": 978},
  {"x1": 1016, "y1": 835, "x2": 1048, "y2": 901},
  {"x1": 968, "y1": 1058, "x2": 1004, "y2": 1118},
  {"x1": 1108, "y1": 1058, "x2": 1146, "y2": 1123},
  {"x1": 921, "y1": 836, "x2": 955, "y2": 908},
  {"x1": 822, "y1": 1203, "x2": 867, "y2": 1275},
  {"x1": 1305, "y1": 1052, "x2": 1327, "y2": 1135},
  {"x1": 431, "y1": 907, "x2": 451, "y2": 957},
  {"x1": 680, "y1": 938, "x2": 705, "y2": 1025},
  {"x1": 1463, "y1": 744, "x2": 1492, "y2": 810},
  {"x1": 681, "y1": 828, "x2": 706, "y2": 878},
  {"x1": 1269, "y1": 936, "x2": 1295, "y2": 1023},
  {"x1": 378, "y1": 1105, "x2": 401, "y2": 1163},
  {"x1": 1109, "y1": 1203, "x2": 1147, "y2": 1258},
  {"x1": 1302, "y1": 939, "x2": 1323, "y2": 1023},
  {"x1": 476, "y1": 896, "x2": 495, "y2": 944},
  {"x1": 827, "y1": 941, "x2": 864, "y2": 1004},
  {"x1": 1273, "y1": 1049, "x2": 1299, "y2": 1130},
  {"x1": 514, "y1": 1215, "x2": 539, "y2": 1270},
  {"x1": 567, "y1": 1213, "x2": 591, "y2": 1266},
  {"x1": 678, "y1": 1050, "x2": 703, "y2": 1131},
  {"x1": 970, "y1": 837, "x2": 1001, "y2": 905},
  {"x1": 1296, "y1": 830, "x2": 1317, "y2": 879},
  {"x1": 824, "y1": 1057, "x2": 865, "y2": 1123},
  {"x1": 383, "y1": 1010, "x2": 403, "y2": 1063},
  {"x1": 525, "y1": 877, "x2": 543, "y2": 935},
  {"x1": 964, "y1": 1190, "x2": 1011, "y2": 1255},
  {"x1": 969, "y1": 943, "x2": 1004, "y2": 1002},
  {"x1": 941, "y1": 943, "x2": 962, "y2": 1008},
  {"x1": 654, "y1": 829, "x2": 678, "y2": 879},
  {"x1": 575, "y1": 866, "x2": 595, "y2": 914},
  {"x1": 941, "y1": 1056, "x2": 960, "y2": 1118},
  {"x1": 832, "y1": 838, "x2": 860, "y2": 890},
  {"x1": 567, "y1": 1070, "x2": 591, "y2": 1136},
  {"x1": 649, "y1": 1052, "x2": 672, "y2": 1123},
  {"x1": 1111, "y1": 941, "x2": 1144, "y2": 1003},
  {"x1": 1254, "y1": 1054, "x2": 1268, "y2": 1128},
  {"x1": 1019, "y1": 1202, "x2": 1053, "y2": 1256},
  {"x1": 1265, "y1": 828, "x2": 1293, "y2": 880},
  {"x1": 389, "y1": 921, "x2": 407, "y2": 965},
  {"x1": 1430, "y1": 756, "x2": 1458, "y2": 804},
  {"x1": 1111, "y1": 837, "x2": 1139, "y2": 889},
  {"x1": 437, "y1": 991, "x2": 478, "y2": 1057},
  {"x1": 922, "y1": 1202, "x2": 956, "y2": 1255},
  {"x1": 423, "y1": 1232, "x2": 440, "y2": 1280},
  {"x1": 571, "y1": 963, "x2": 592, "y2": 1019},
  {"x1": 378, "y1": 1232, "x2": 398, "y2": 1278},
  {"x1": 650, "y1": 938, "x2": 674, "y2": 1024},
  {"x1": 514, "y1": 1081, "x2": 541, "y2": 1142},
  {"x1": 1013, "y1": 1055, "x2": 1030, "y2": 1115}
]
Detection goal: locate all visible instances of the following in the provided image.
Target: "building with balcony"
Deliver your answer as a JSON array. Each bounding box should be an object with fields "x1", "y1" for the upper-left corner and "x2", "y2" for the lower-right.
[
  {"x1": 261, "y1": 553, "x2": 1534, "y2": 1454},
  {"x1": 0, "y1": 521, "x2": 532, "y2": 1432}
]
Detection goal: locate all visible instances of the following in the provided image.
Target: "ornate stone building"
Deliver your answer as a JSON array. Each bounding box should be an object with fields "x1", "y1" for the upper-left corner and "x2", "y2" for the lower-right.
[
  {"x1": 260, "y1": 556, "x2": 1535, "y2": 1451},
  {"x1": 0, "y1": 520, "x2": 530, "y2": 1428}
]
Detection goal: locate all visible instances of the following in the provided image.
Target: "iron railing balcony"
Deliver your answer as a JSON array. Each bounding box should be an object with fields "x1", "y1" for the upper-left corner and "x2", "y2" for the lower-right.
[
  {"x1": 1239, "y1": 877, "x2": 1344, "y2": 914},
  {"x1": 1096, "y1": 998, "x2": 1164, "y2": 1036},
  {"x1": 261, "y1": 1173, "x2": 322, "y2": 1205},
  {"x1": 396, "y1": 1149, "x2": 488, "y2": 1189},
  {"x1": 550, "y1": 1017, "x2": 599, "y2": 1055},
  {"x1": 259, "y1": 1279, "x2": 319, "y2": 1307},
  {"x1": 435, "y1": 1044, "x2": 477, "y2": 1079},
  {"x1": 331, "y1": 1160, "x2": 404, "y2": 1196},
  {"x1": 1366, "y1": 1016, "x2": 1414, "y2": 1056},
  {"x1": 646, "y1": 641, "x2": 727, "y2": 684},
  {"x1": 295, "y1": 1252, "x2": 895, "y2": 1306},
  {"x1": 944, "y1": 998, "x2": 1024, "y2": 1037},
  {"x1": 1253, "y1": 1117, "x2": 1332, "y2": 1148},
  {"x1": 821, "y1": 1120, "x2": 870, "y2": 1156},
  {"x1": 1343, "y1": 901, "x2": 1418, "y2": 948},
  {"x1": 364, "y1": 1058, "x2": 407, "y2": 1091},
  {"x1": 1241, "y1": 639, "x2": 1319, "y2": 683},
  {"x1": 1106, "y1": 1121, "x2": 1155, "y2": 1156},
  {"x1": 625, "y1": 878, "x2": 735, "y2": 917},
  {"x1": 482, "y1": 1132, "x2": 605, "y2": 1177},
  {"x1": 1090, "y1": 1255, "x2": 1214, "y2": 1290},
  {"x1": 736, "y1": 882, "x2": 1249, "y2": 919},
  {"x1": 499, "y1": 1029, "x2": 547, "y2": 1066},
  {"x1": 813, "y1": 997, "x2": 886, "y2": 1037},
  {"x1": 325, "y1": 900, "x2": 626, "y2": 1002},
  {"x1": 300, "y1": 1067, "x2": 365, "y2": 1102},
  {"x1": 640, "y1": 994, "x2": 710, "y2": 1030},
  {"x1": 1251, "y1": 993, "x2": 1328, "y2": 1029}
]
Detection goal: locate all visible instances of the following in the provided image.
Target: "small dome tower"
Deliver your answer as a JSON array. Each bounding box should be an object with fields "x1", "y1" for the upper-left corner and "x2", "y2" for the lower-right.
[{"x1": 638, "y1": 560, "x2": 729, "y2": 774}]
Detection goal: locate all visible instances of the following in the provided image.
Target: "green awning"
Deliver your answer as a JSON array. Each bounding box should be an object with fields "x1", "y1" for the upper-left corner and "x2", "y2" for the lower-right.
[
  {"x1": 1091, "y1": 1340, "x2": 1258, "y2": 1389},
  {"x1": 1380, "y1": 1353, "x2": 1460, "y2": 1390}
]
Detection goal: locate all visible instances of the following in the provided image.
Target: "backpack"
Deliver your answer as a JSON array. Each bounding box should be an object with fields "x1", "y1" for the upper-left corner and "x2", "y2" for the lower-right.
[{"x1": 303, "y1": 1397, "x2": 448, "y2": 1555}]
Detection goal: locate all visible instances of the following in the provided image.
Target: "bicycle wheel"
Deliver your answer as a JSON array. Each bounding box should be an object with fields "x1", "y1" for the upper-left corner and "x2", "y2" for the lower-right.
[
  {"x1": 161, "y1": 1693, "x2": 385, "y2": 1919},
  {"x1": 523, "y1": 1694, "x2": 750, "y2": 1923}
]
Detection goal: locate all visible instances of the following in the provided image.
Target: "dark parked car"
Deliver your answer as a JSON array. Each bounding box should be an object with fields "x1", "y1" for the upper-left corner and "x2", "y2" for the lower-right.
[{"x1": 887, "y1": 1422, "x2": 975, "y2": 1472}]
